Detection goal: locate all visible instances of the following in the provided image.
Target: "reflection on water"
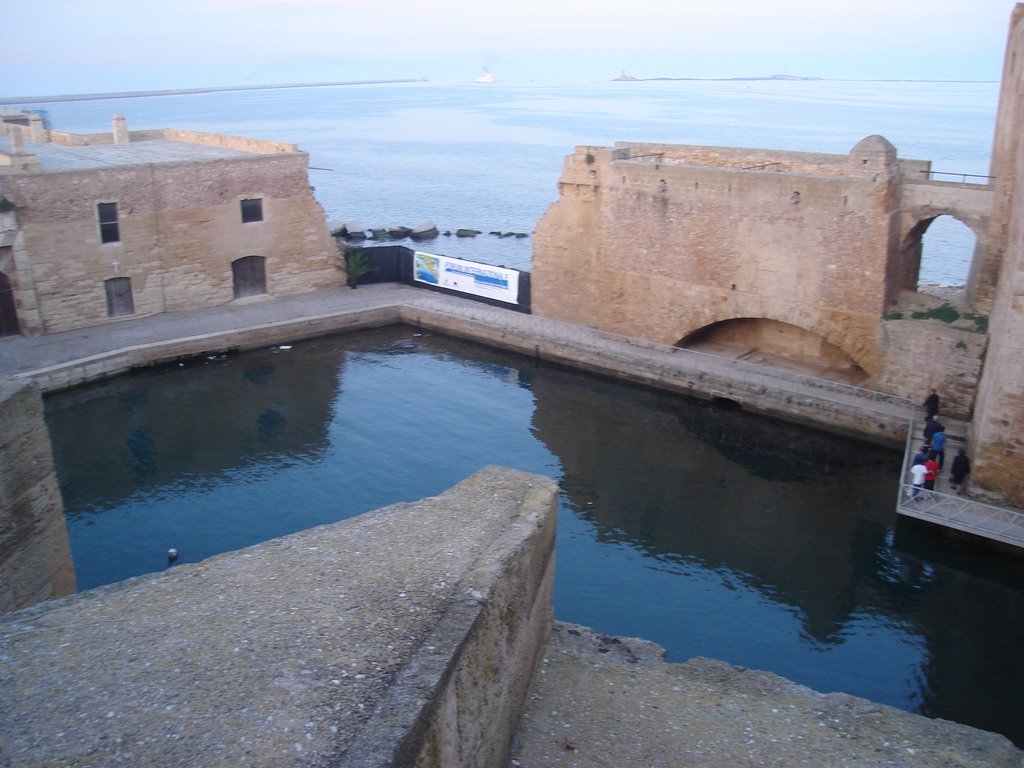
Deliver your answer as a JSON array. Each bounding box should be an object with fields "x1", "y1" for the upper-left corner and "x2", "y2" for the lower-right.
[{"x1": 44, "y1": 326, "x2": 1024, "y2": 745}]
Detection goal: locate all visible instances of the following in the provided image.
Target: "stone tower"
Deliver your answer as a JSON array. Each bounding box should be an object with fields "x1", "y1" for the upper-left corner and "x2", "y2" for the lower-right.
[{"x1": 970, "y1": 4, "x2": 1024, "y2": 506}]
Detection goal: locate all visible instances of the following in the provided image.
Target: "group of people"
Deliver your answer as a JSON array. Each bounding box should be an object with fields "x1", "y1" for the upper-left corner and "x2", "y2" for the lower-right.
[{"x1": 909, "y1": 389, "x2": 971, "y2": 500}]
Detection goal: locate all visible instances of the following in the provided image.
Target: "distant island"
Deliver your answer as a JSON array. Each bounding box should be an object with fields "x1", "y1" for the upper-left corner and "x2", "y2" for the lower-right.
[{"x1": 611, "y1": 70, "x2": 996, "y2": 83}]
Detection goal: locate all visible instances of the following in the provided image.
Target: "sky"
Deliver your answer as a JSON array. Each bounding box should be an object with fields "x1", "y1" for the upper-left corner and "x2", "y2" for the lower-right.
[{"x1": 0, "y1": 0, "x2": 1018, "y2": 97}]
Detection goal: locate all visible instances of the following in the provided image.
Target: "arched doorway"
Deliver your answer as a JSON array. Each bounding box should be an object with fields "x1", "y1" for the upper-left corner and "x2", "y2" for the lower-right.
[
  {"x1": 679, "y1": 318, "x2": 867, "y2": 385},
  {"x1": 899, "y1": 214, "x2": 976, "y2": 305},
  {"x1": 0, "y1": 271, "x2": 19, "y2": 337},
  {"x1": 232, "y1": 255, "x2": 266, "y2": 299}
]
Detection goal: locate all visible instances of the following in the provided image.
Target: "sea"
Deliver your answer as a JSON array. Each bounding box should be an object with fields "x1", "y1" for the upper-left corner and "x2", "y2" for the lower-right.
[
  {"x1": 18, "y1": 80, "x2": 1024, "y2": 747},
  {"x1": 11, "y1": 77, "x2": 999, "y2": 284}
]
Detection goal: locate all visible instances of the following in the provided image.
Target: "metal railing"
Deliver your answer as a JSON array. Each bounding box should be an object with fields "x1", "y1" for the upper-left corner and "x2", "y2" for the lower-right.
[
  {"x1": 897, "y1": 413, "x2": 1024, "y2": 548},
  {"x1": 897, "y1": 482, "x2": 1024, "y2": 547},
  {"x1": 741, "y1": 162, "x2": 782, "y2": 172},
  {"x1": 919, "y1": 170, "x2": 995, "y2": 185}
]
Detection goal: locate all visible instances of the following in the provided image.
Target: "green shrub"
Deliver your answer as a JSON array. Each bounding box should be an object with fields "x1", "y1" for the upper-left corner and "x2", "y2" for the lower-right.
[{"x1": 910, "y1": 304, "x2": 960, "y2": 323}]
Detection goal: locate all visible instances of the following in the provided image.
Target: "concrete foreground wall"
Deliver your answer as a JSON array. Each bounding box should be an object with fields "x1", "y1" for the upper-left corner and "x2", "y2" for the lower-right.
[{"x1": 0, "y1": 466, "x2": 558, "y2": 768}]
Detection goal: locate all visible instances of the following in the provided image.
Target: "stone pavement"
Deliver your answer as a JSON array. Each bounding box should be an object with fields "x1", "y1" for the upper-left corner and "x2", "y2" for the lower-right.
[
  {"x1": 0, "y1": 283, "x2": 411, "y2": 380},
  {"x1": 511, "y1": 623, "x2": 1022, "y2": 768}
]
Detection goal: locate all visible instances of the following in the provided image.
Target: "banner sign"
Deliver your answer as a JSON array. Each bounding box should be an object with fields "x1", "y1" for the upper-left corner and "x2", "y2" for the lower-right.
[{"x1": 413, "y1": 251, "x2": 520, "y2": 304}]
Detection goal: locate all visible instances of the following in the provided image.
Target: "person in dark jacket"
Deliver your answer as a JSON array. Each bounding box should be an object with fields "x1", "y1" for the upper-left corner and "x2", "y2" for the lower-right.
[
  {"x1": 923, "y1": 389, "x2": 940, "y2": 419},
  {"x1": 923, "y1": 416, "x2": 944, "y2": 444},
  {"x1": 949, "y1": 449, "x2": 971, "y2": 495}
]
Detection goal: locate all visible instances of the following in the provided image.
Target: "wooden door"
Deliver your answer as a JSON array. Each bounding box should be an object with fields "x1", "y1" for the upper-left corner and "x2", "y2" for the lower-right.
[{"x1": 232, "y1": 255, "x2": 266, "y2": 299}]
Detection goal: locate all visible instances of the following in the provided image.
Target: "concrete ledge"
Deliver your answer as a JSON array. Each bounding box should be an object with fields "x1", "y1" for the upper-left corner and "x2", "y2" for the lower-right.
[{"x1": 0, "y1": 466, "x2": 558, "y2": 767}]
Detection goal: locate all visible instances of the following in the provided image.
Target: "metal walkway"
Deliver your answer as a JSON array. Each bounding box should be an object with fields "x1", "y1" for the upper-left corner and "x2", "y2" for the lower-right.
[{"x1": 897, "y1": 416, "x2": 1024, "y2": 548}]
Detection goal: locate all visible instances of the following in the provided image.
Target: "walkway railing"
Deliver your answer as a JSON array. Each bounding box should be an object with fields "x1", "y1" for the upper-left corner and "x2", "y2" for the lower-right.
[
  {"x1": 897, "y1": 413, "x2": 1024, "y2": 548},
  {"x1": 897, "y1": 482, "x2": 1024, "y2": 547},
  {"x1": 919, "y1": 170, "x2": 995, "y2": 185}
]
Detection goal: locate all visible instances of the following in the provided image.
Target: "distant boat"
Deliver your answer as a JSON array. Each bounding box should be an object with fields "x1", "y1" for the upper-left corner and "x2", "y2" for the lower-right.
[{"x1": 476, "y1": 68, "x2": 496, "y2": 83}]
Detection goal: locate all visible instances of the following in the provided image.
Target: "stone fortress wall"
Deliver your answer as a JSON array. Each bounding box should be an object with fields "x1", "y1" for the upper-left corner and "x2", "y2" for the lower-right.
[
  {"x1": 971, "y1": 3, "x2": 1024, "y2": 505},
  {"x1": 531, "y1": 138, "x2": 993, "y2": 419},
  {"x1": 531, "y1": 9, "x2": 1024, "y2": 507}
]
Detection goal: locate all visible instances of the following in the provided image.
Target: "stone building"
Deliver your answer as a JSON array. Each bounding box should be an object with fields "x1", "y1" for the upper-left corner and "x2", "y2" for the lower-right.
[
  {"x1": 0, "y1": 113, "x2": 341, "y2": 336},
  {"x1": 532, "y1": 10, "x2": 1024, "y2": 508}
]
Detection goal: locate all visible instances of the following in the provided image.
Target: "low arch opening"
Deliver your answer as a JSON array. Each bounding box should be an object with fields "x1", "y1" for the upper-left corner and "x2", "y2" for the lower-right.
[{"x1": 678, "y1": 318, "x2": 867, "y2": 385}]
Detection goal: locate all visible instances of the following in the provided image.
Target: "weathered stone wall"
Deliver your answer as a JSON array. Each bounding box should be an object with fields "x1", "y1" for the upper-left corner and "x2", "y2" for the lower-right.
[
  {"x1": 533, "y1": 138, "x2": 904, "y2": 379},
  {"x1": 2, "y1": 152, "x2": 341, "y2": 334},
  {"x1": 0, "y1": 466, "x2": 557, "y2": 768},
  {"x1": 0, "y1": 377, "x2": 74, "y2": 614},
  {"x1": 971, "y1": 4, "x2": 1024, "y2": 506},
  {"x1": 875, "y1": 319, "x2": 987, "y2": 420},
  {"x1": 971, "y1": 4, "x2": 1024, "y2": 313}
]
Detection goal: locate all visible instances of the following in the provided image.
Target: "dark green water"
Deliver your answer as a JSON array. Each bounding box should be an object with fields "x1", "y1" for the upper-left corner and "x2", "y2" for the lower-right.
[{"x1": 44, "y1": 325, "x2": 1024, "y2": 745}]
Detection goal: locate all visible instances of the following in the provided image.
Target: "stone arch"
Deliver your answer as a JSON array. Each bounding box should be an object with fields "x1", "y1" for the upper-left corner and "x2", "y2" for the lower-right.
[
  {"x1": 897, "y1": 209, "x2": 983, "y2": 303},
  {"x1": 677, "y1": 317, "x2": 868, "y2": 385}
]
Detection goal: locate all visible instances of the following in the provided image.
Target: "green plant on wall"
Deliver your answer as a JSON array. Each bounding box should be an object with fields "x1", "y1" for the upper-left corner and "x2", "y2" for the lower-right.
[
  {"x1": 335, "y1": 241, "x2": 376, "y2": 286},
  {"x1": 910, "y1": 304, "x2": 960, "y2": 323}
]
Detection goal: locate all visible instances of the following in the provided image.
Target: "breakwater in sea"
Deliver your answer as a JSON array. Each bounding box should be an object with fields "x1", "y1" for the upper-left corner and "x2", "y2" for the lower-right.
[{"x1": 0, "y1": 78, "x2": 428, "y2": 106}]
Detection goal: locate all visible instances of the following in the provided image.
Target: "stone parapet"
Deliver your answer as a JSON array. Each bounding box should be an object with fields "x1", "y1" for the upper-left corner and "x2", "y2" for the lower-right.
[{"x1": 0, "y1": 466, "x2": 558, "y2": 767}]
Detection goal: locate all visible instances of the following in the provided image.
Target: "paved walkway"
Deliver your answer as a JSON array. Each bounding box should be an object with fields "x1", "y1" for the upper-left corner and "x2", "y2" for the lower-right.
[{"x1": 0, "y1": 284, "x2": 409, "y2": 378}]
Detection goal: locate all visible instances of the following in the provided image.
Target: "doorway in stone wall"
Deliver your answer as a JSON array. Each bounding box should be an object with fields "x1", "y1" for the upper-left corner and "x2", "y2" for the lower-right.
[
  {"x1": 0, "y1": 271, "x2": 19, "y2": 336},
  {"x1": 232, "y1": 255, "x2": 266, "y2": 299}
]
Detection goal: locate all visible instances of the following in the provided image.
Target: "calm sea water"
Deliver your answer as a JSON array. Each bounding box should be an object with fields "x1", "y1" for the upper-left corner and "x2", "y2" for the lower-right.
[
  {"x1": 45, "y1": 327, "x2": 1024, "y2": 746},
  {"x1": 16, "y1": 78, "x2": 998, "y2": 283}
]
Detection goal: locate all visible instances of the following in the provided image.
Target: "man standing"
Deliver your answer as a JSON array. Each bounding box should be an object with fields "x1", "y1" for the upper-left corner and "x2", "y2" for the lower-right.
[
  {"x1": 910, "y1": 460, "x2": 927, "y2": 500},
  {"x1": 923, "y1": 388, "x2": 940, "y2": 419},
  {"x1": 930, "y1": 428, "x2": 948, "y2": 469},
  {"x1": 923, "y1": 415, "x2": 944, "y2": 445},
  {"x1": 924, "y1": 453, "x2": 940, "y2": 492},
  {"x1": 950, "y1": 449, "x2": 971, "y2": 495}
]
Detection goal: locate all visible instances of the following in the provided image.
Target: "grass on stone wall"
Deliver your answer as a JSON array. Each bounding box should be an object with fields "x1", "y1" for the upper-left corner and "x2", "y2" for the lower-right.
[{"x1": 883, "y1": 303, "x2": 989, "y2": 333}]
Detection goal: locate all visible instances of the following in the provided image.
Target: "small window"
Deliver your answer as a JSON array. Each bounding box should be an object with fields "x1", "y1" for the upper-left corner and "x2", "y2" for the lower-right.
[
  {"x1": 104, "y1": 276, "x2": 135, "y2": 317},
  {"x1": 97, "y1": 202, "x2": 120, "y2": 243},
  {"x1": 240, "y1": 198, "x2": 263, "y2": 223}
]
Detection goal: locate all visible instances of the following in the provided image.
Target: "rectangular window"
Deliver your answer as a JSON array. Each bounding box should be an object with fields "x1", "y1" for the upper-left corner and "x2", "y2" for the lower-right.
[
  {"x1": 97, "y1": 202, "x2": 120, "y2": 243},
  {"x1": 240, "y1": 198, "x2": 263, "y2": 223}
]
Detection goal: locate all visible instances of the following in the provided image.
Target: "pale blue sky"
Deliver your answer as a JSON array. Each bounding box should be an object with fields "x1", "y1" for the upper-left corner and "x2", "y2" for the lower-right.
[{"x1": 0, "y1": 0, "x2": 1017, "y2": 97}]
